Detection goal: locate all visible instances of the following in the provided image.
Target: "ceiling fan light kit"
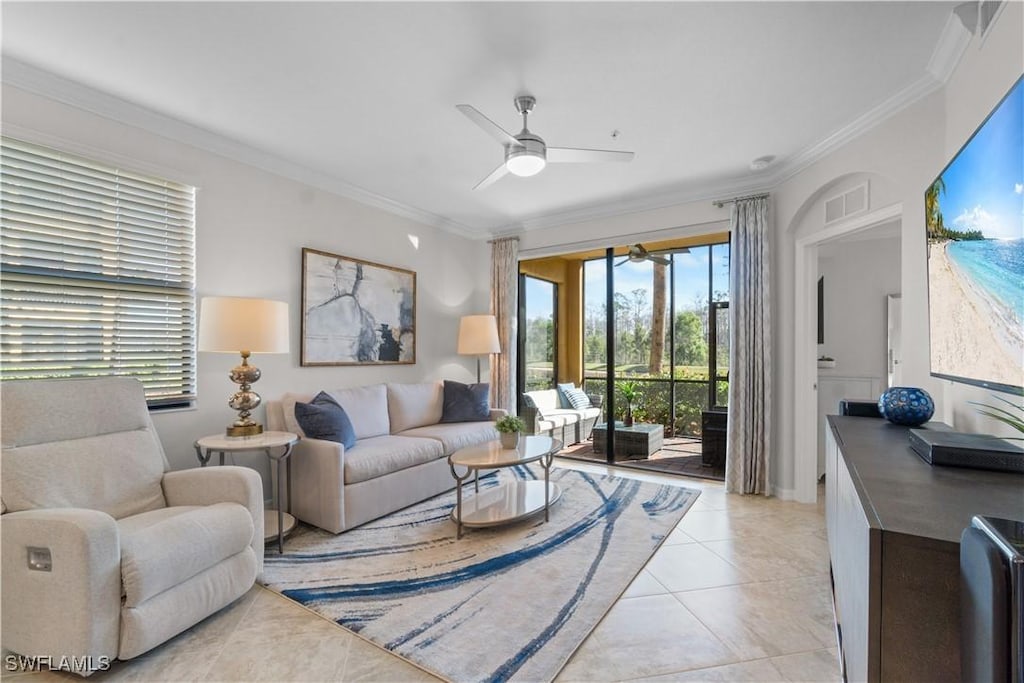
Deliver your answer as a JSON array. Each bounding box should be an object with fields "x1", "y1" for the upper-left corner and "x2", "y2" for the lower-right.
[
  {"x1": 615, "y1": 243, "x2": 690, "y2": 267},
  {"x1": 505, "y1": 140, "x2": 546, "y2": 177},
  {"x1": 457, "y1": 94, "x2": 634, "y2": 189}
]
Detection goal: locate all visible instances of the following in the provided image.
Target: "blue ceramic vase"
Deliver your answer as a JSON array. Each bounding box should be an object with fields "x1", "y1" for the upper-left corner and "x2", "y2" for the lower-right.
[{"x1": 877, "y1": 387, "x2": 934, "y2": 426}]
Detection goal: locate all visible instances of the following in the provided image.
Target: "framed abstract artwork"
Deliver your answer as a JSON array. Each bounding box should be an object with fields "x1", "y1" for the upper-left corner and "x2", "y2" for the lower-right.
[{"x1": 301, "y1": 247, "x2": 416, "y2": 366}]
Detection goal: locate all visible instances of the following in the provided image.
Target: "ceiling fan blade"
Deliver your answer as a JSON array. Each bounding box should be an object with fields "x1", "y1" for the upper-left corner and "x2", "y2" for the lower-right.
[
  {"x1": 547, "y1": 147, "x2": 635, "y2": 164},
  {"x1": 457, "y1": 104, "x2": 520, "y2": 148},
  {"x1": 472, "y1": 163, "x2": 509, "y2": 191},
  {"x1": 649, "y1": 247, "x2": 691, "y2": 255},
  {"x1": 614, "y1": 257, "x2": 630, "y2": 267},
  {"x1": 648, "y1": 254, "x2": 671, "y2": 266}
]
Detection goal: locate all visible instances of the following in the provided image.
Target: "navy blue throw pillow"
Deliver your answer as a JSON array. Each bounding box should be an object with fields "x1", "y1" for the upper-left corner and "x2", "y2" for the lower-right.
[
  {"x1": 441, "y1": 380, "x2": 490, "y2": 423},
  {"x1": 294, "y1": 391, "x2": 357, "y2": 449}
]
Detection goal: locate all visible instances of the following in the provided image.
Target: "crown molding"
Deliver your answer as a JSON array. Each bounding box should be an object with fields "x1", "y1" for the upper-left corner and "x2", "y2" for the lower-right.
[
  {"x1": 490, "y1": 174, "x2": 772, "y2": 235},
  {"x1": 4, "y1": 13, "x2": 969, "y2": 244},
  {"x1": 1, "y1": 57, "x2": 478, "y2": 240},
  {"x1": 494, "y1": 28, "x2": 968, "y2": 236},
  {"x1": 927, "y1": 13, "x2": 972, "y2": 82}
]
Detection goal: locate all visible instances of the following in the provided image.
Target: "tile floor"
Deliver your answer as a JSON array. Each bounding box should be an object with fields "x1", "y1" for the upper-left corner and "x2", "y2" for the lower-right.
[{"x1": 4, "y1": 459, "x2": 839, "y2": 682}]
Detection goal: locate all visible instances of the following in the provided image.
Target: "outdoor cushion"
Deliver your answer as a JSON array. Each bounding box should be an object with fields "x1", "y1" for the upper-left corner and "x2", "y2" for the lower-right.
[
  {"x1": 542, "y1": 409, "x2": 581, "y2": 425},
  {"x1": 563, "y1": 387, "x2": 591, "y2": 409},
  {"x1": 556, "y1": 382, "x2": 576, "y2": 408},
  {"x1": 525, "y1": 389, "x2": 561, "y2": 412},
  {"x1": 547, "y1": 406, "x2": 601, "y2": 421},
  {"x1": 400, "y1": 421, "x2": 498, "y2": 455},
  {"x1": 342, "y1": 434, "x2": 444, "y2": 484}
]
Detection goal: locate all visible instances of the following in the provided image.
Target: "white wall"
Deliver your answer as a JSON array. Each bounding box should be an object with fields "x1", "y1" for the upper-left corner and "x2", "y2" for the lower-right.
[
  {"x1": 3, "y1": 3, "x2": 1019, "y2": 499},
  {"x1": 517, "y1": 2, "x2": 1022, "y2": 498},
  {"x1": 1, "y1": 84, "x2": 492, "y2": 481},
  {"x1": 818, "y1": 236, "x2": 900, "y2": 382}
]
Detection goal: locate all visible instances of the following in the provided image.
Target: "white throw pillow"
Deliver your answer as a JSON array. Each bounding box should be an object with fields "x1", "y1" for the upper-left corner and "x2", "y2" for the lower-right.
[
  {"x1": 326, "y1": 384, "x2": 390, "y2": 439},
  {"x1": 387, "y1": 382, "x2": 444, "y2": 433}
]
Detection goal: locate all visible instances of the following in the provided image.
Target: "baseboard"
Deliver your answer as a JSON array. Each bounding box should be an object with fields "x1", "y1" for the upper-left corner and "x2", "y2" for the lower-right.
[{"x1": 772, "y1": 485, "x2": 798, "y2": 501}]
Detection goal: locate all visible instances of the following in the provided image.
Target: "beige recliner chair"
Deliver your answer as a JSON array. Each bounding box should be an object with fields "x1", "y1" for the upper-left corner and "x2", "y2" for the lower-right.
[{"x1": 1, "y1": 377, "x2": 264, "y2": 675}]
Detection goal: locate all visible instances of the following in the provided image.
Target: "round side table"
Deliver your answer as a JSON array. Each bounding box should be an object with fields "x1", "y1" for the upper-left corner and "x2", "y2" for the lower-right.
[{"x1": 193, "y1": 430, "x2": 299, "y2": 554}]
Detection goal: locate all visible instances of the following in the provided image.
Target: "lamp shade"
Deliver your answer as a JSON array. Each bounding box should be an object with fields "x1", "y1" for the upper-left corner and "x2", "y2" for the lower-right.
[
  {"x1": 198, "y1": 297, "x2": 289, "y2": 353},
  {"x1": 457, "y1": 314, "x2": 501, "y2": 355}
]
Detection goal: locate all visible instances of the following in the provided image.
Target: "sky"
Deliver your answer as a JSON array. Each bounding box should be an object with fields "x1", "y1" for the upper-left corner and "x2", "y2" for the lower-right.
[
  {"x1": 523, "y1": 242, "x2": 730, "y2": 322},
  {"x1": 938, "y1": 76, "x2": 1023, "y2": 241}
]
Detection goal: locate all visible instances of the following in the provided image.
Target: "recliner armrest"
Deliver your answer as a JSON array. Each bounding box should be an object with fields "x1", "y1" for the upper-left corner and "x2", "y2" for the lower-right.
[
  {"x1": 1, "y1": 508, "x2": 121, "y2": 671},
  {"x1": 162, "y1": 466, "x2": 265, "y2": 575}
]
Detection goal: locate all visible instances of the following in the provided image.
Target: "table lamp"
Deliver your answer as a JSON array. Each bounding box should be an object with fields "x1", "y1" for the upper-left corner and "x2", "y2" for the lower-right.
[
  {"x1": 199, "y1": 296, "x2": 289, "y2": 436},
  {"x1": 457, "y1": 314, "x2": 501, "y2": 383}
]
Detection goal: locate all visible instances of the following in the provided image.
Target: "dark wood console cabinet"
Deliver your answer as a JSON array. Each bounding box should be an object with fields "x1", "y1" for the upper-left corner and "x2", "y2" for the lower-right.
[{"x1": 825, "y1": 416, "x2": 1024, "y2": 682}]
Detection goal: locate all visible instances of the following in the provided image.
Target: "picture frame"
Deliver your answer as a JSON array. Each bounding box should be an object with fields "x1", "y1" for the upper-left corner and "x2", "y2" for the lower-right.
[{"x1": 301, "y1": 247, "x2": 416, "y2": 366}]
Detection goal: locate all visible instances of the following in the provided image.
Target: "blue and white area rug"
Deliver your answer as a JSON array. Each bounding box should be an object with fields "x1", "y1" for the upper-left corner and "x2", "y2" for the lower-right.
[{"x1": 262, "y1": 465, "x2": 699, "y2": 682}]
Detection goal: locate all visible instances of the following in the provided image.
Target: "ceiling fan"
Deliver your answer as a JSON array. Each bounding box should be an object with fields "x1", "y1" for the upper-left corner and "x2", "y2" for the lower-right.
[
  {"x1": 615, "y1": 243, "x2": 690, "y2": 267},
  {"x1": 456, "y1": 95, "x2": 634, "y2": 190}
]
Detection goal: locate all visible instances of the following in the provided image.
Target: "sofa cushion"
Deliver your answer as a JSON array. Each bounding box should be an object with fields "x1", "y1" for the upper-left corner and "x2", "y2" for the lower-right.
[
  {"x1": 293, "y1": 392, "x2": 357, "y2": 449},
  {"x1": 386, "y1": 382, "x2": 444, "y2": 433},
  {"x1": 328, "y1": 384, "x2": 390, "y2": 439},
  {"x1": 118, "y1": 503, "x2": 253, "y2": 607},
  {"x1": 525, "y1": 389, "x2": 561, "y2": 413},
  {"x1": 543, "y1": 409, "x2": 581, "y2": 425},
  {"x1": 440, "y1": 380, "x2": 490, "y2": 423},
  {"x1": 343, "y1": 435, "x2": 444, "y2": 484},
  {"x1": 400, "y1": 421, "x2": 498, "y2": 455}
]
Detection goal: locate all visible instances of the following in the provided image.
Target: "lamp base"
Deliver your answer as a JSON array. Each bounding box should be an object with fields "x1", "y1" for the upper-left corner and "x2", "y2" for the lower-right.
[{"x1": 226, "y1": 423, "x2": 264, "y2": 437}]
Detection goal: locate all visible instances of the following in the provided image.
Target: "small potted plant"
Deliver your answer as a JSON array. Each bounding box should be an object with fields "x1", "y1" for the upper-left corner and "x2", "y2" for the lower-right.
[
  {"x1": 617, "y1": 380, "x2": 641, "y2": 427},
  {"x1": 495, "y1": 414, "x2": 526, "y2": 449}
]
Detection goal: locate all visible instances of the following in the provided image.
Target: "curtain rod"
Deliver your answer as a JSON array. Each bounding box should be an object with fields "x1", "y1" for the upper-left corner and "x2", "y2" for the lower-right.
[{"x1": 712, "y1": 192, "x2": 770, "y2": 208}]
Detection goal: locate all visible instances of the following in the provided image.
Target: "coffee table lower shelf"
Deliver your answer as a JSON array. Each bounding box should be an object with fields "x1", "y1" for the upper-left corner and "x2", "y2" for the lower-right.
[{"x1": 451, "y1": 481, "x2": 562, "y2": 528}]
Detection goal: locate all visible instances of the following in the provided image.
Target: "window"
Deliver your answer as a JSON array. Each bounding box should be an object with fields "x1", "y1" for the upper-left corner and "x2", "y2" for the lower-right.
[
  {"x1": 518, "y1": 274, "x2": 557, "y2": 392},
  {"x1": 1, "y1": 137, "x2": 197, "y2": 408}
]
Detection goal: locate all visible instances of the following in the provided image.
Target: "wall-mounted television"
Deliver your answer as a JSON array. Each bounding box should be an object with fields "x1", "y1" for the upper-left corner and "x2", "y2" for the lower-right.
[{"x1": 925, "y1": 74, "x2": 1023, "y2": 396}]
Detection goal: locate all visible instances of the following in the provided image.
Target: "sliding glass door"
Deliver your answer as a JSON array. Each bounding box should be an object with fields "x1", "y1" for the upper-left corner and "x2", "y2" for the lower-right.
[{"x1": 581, "y1": 239, "x2": 730, "y2": 461}]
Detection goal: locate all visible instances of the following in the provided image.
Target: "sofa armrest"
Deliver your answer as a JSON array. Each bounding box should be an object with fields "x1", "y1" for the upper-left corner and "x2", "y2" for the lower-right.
[
  {"x1": 1, "y1": 508, "x2": 121, "y2": 670},
  {"x1": 162, "y1": 466, "x2": 265, "y2": 575},
  {"x1": 520, "y1": 403, "x2": 545, "y2": 434},
  {"x1": 288, "y1": 437, "x2": 347, "y2": 534},
  {"x1": 489, "y1": 408, "x2": 508, "y2": 420}
]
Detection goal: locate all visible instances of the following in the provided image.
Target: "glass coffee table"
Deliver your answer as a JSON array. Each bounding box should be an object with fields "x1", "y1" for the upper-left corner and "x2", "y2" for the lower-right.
[{"x1": 447, "y1": 435, "x2": 562, "y2": 539}]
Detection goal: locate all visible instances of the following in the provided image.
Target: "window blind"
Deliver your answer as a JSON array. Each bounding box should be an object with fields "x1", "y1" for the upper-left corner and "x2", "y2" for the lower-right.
[{"x1": 1, "y1": 137, "x2": 197, "y2": 407}]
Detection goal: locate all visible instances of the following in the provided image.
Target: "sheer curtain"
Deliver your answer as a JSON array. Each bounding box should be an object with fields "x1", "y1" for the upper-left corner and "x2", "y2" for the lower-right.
[
  {"x1": 725, "y1": 196, "x2": 772, "y2": 495},
  {"x1": 490, "y1": 237, "x2": 519, "y2": 414}
]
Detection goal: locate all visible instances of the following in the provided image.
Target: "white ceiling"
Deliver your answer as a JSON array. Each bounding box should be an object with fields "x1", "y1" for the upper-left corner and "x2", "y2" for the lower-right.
[{"x1": 1, "y1": 1, "x2": 962, "y2": 239}]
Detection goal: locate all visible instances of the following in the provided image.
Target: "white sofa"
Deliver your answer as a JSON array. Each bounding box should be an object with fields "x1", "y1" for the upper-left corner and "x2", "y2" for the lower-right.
[
  {"x1": 266, "y1": 381, "x2": 503, "y2": 534},
  {"x1": 521, "y1": 388, "x2": 603, "y2": 445}
]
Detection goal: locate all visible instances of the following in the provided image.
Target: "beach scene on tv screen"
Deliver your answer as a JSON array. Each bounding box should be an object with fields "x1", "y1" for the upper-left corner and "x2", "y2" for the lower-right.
[{"x1": 926, "y1": 77, "x2": 1023, "y2": 392}]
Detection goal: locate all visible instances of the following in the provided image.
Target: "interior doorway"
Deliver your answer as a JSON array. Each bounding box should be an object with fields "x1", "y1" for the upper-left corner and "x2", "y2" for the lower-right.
[{"x1": 793, "y1": 204, "x2": 902, "y2": 502}]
